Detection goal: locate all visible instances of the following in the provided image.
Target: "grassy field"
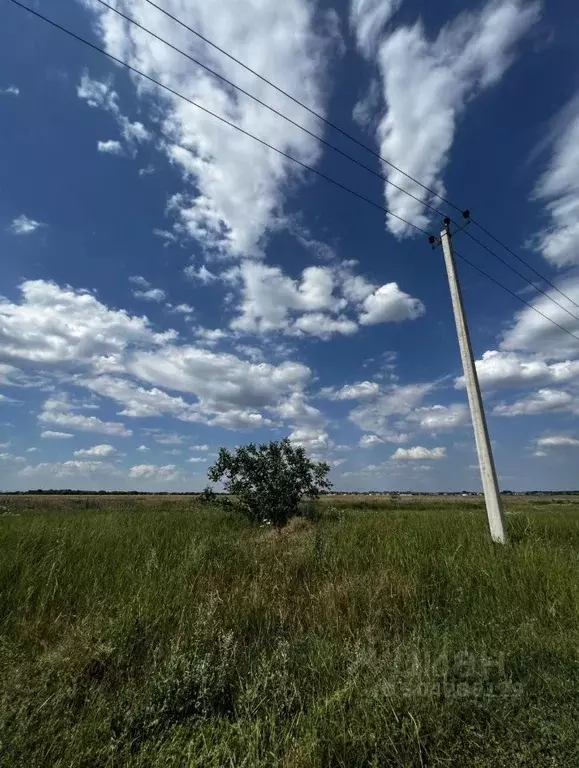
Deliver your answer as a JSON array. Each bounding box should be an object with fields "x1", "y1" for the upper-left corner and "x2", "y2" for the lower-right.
[{"x1": 0, "y1": 494, "x2": 578, "y2": 767}]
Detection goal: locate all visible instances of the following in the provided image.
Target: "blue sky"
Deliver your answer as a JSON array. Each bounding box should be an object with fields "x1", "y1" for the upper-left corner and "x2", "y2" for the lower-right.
[{"x1": 1, "y1": 0, "x2": 579, "y2": 491}]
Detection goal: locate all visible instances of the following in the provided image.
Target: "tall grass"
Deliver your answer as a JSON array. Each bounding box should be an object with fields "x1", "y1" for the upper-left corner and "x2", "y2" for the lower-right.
[{"x1": 0, "y1": 495, "x2": 578, "y2": 766}]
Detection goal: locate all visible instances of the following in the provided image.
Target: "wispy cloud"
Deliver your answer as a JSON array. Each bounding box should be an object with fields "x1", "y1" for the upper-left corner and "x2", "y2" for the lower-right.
[
  {"x1": 80, "y1": 0, "x2": 341, "y2": 258},
  {"x1": 97, "y1": 139, "x2": 124, "y2": 155},
  {"x1": 531, "y1": 92, "x2": 579, "y2": 267},
  {"x1": 351, "y1": 0, "x2": 540, "y2": 236},
  {"x1": 8, "y1": 214, "x2": 44, "y2": 235}
]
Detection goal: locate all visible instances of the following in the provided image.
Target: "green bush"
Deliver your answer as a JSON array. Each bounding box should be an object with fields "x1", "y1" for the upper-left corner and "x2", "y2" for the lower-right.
[{"x1": 207, "y1": 439, "x2": 331, "y2": 527}]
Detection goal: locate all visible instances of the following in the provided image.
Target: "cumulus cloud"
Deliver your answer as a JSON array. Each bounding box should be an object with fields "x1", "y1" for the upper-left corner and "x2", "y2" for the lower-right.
[
  {"x1": 359, "y1": 434, "x2": 384, "y2": 448},
  {"x1": 230, "y1": 261, "x2": 424, "y2": 337},
  {"x1": 288, "y1": 426, "x2": 330, "y2": 453},
  {"x1": 0, "y1": 85, "x2": 20, "y2": 96},
  {"x1": 80, "y1": 0, "x2": 339, "y2": 258},
  {"x1": 129, "y1": 275, "x2": 166, "y2": 303},
  {"x1": 39, "y1": 395, "x2": 132, "y2": 437},
  {"x1": 536, "y1": 435, "x2": 579, "y2": 447},
  {"x1": 97, "y1": 139, "x2": 124, "y2": 155},
  {"x1": 349, "y1": 381, "x2": 433, "y2": 441},
  {"x1": 73, "y1": 444, "x2": 117, "y2": 457},
  {"x1": 499, "y1": 274, "x2": 579, "y2": 361},
  {"x1": 0, "y1": 278, "x2": 319, "y2": 434},
  {"x1": 392, "y1": 446, "x2": 446, "y2": 460},
  {"x1": 455, "y1": 349, "x2": 579, "y2": 390},
  {"x1": 494, "y1": 389, "x2": 576, "y2": 417},
  {"x1": 532, "y1": 93, "x2": 579, "y2": 267},
  {"x1": 19, "y1": 460, "x2": 117, "y2": 479},
  {"x1": 322, "y1": 381, "x2": 380, "y2": 400},
  {"x1": 0, "y1": 279, "x2": 174, "y2": 369},
  {"x1": 129, "y1": 464, "x2": 182, "y2": 481},
  {"x1": 358, "y1": 283, "x2": 425, "y2": 324},
  {"x1": 409, "y1": 403, "x2": 470, "y2": 430},
  {"x1": 41, "y1": 430, "x2": 73, "y2": 439},
  {"x1": 351, "y1": 0, "x2": 539, "y2": 236},
  {"x1": 8, "y1": 215, "x2": 43, "y2": 235}
]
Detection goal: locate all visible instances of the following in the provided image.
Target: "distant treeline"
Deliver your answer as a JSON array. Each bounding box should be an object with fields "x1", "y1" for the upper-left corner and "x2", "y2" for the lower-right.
[{"x1": 1, "y1": 489, "x2": 578, "y2": 496}]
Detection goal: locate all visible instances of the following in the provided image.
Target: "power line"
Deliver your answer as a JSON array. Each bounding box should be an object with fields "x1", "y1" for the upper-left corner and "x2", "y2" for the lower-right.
[
  {"x1": 453, "y1": 248, "x2": 579, "y2": 346},
  {"x1": 8, "y1": 0, "x2": 429, "y2": 237},
  {"x1": 468, "y1": 219, "x2": 579, "y2": 311},
  {"x1": 460, "y1": 227, "x2": 579, "y2": 324},
  {"x1": 136, "y1": 0, "x2": 579, "y2": 317},
  {"x1": 139, "y1": 0, "x2": 459, "y2": 213},
  {"x1": 93, "y1": 0, "x2": 445, "y2": 225},
  {"x1": 9, "y1": 0, "x2": 579, "y2": 349},
  {"x1": 91, "y1": 0, "x2": 579, "y2": 325}
]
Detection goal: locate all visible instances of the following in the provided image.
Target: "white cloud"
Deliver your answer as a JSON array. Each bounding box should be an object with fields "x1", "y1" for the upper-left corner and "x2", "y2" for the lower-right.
[
  {"x1": 273, "y1": 391, "x2": 324, "y2": 427},
  {"x1": 0, "y1": 85, "x2": 19, "y2": 96},
  {"x1": 73, "y1": 444, "x2": 117, "y2": 457},
  {"x1": 392, "y1": 446, "x2": 446, "y2": 460},
  {"x1": 80, "y1": 1, "x2": 339, "y2": 258},
  {"x1": 81, "y1": 375, "x2": 193, "y2": 418},
  {"x1": 230, "y1": 261, "x2": 423, "y2": 337},
  {"x1": 499, "y1": 274, "x2": 579, "y2": 360},
  {"x1": 191, "y1": 444, "x2": 209, "y2": 451},
  {"x1": 134, "y1": 288, "x2": 167, "y2": 303},
  {"x1": 137, "y1": 444, "x2": 150, "y2": 452},
  {"x1": 532, "y1": 93, "x2": 579, "y2": 267},
  {"x1": 39, "y1": 396, "x2": 132, "y2": 437},
  {"x1": 493, "y1": 389, "x2": 576, "y2": 417},
  {"x1": 129, "y1": 464, "x2": 182, "y2": 482},
  {"x1": 78, "y1": 74, "x2": 151, "y2": 149},
  {"x1": 352, "y1": 0, "x2": 540, "y2": 236},
  {"x1": 536, "y1": 435, "x2": 579, "y2": 447},
  {"x1": 455, "y1": 349, "x2": 579, "y2": 390},
  {"x1": 170, "y1": 304, "x2": 194, "y2": 315},
  {"x1": 350, "y1": 0, "x2": 401, "y2": 57},
  {"x1": 349, "y1": 381, "x2": 433, "y2": 441},
  {"x1": 151, "y1": 432, "x2": 186, "y2": 445},
  {"x1": 40, "y1": 431, "x2": 74, "y2": 439},
  {"x1": 288, "y1": 426, "x2": 330, "y2": 453},
  {"x1": 359, "y1": 434, "x2": 384, "y2": 448},
  {"x1": 8, "y1": 215, "x2": 43, "y2": 235},
  {"x1": 322, "y1": 381, "x2": 380, "y2": 400},
  {"x1": 19, "y1": 460, "x2": 116, "y2": 479},
  {"x1": 184, "y1": 265, "x2": 217, "y2": 284},
  {"x1": 129, "y1": 276, "x2": 166, "y2": 303},
  {"x1": 0, "y1": 278, "x2": 323, "y2": 434},
  {"x1": 0, "y1": 279, "x2": 174, "y2": 368},
  {"x1": 187, "y1": 456, "x2": 207, "y2": 463},
  {"x1": 359, "y1": 283, "x2": 425, "y2": 324},
  {"x1": 409, "y1": 403, "x2": 470, "y2": 430},
  {"x1": 129, "y1": 345, "x2": 310, "y2": 418},
  {"x1": 97, "y1": 139, "x2": 124, "y2": 155},
  {"x1": 0, "y1": 453, "x2": 26, "y2": 464}
]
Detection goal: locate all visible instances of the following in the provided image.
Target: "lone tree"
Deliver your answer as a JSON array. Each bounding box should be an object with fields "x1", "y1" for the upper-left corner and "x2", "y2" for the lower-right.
[{"x1": 207, "y1": 438, "x2": 331, "y2": 527}]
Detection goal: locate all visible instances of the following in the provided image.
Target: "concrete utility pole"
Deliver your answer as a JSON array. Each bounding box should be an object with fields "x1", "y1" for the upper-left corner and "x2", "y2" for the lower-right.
[{"x1": 440, "y1": 219, "x2": 507, "y2": 544}]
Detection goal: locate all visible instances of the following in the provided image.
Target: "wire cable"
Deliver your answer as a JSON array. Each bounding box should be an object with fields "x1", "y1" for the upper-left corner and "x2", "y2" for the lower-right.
[
  {"x1": 92, "y1": 0, "x2": 579, "y2": 324},
  {"x1": 453, "y1": 249, "x2": 579, "y2": 345},
  {"x1": 93, "y1": 0, "x2": 445, "y2": 225},
  {"x1": 460, "y1": 228, "x2": 579, "y2": 323},
  {"x1": 7, "y1": 0, "x2": 430, "y2": 237},
  {"x1": 8, "y1": 0, "x2": 579, "y2": 348},
  {"x1": 137, "y1": 0, "x2": 579, "y2": 316},
  {"x1": 139, "y1": 0, "x2": 460, "y2": 213},
  {"x1": 468, "y1": 219, "x2": 579, "y2": 311}
]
